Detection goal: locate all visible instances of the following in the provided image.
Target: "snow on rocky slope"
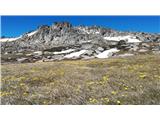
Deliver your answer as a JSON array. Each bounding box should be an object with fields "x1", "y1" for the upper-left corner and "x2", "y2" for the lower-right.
[
  {"x1": 1, "y1": 22, "x2": 160, "y2": 63},
  {"x1": 26, "y1": 30, "x2": 38, "y2": 37},
  {"x1": 0, "y1": 36, "x2": 22, "y2": 42},
  {"x1": 96, "y1": 48, "x2": 120, "y2": 58},
  {"x1": 64, "y1": 50, "x2": 87, "y2": 58},
  {"x1": 104, "y1": 35, "x2": 141, "y2": 43},
  {"x1": 0, "y1": 30, "x2": 37, "y2": 42}
]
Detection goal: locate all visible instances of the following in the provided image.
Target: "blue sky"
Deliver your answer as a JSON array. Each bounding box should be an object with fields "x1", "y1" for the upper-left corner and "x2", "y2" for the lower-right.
[{"x1": 1, "y1": 16, "x2": 160, "y2": 37}]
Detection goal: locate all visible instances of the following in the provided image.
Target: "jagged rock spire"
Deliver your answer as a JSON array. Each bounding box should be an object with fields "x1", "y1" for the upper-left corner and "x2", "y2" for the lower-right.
[{"x1": 54, "y1": 22, "x2": 72, "y2": 29}]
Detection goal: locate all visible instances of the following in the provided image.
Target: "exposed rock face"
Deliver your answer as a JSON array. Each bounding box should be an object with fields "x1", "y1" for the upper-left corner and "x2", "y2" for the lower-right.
[
  {"x1": 54, "y1": 22, "x2": 72, "y2": 29},
  {"x1": 0, "y1": 22, "x2": 160, "y2": 63}
]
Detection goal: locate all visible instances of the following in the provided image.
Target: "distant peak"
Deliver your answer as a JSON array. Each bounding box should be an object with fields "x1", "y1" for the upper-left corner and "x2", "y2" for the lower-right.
[{"x1": 53, "y1": 21, "x2": 72, "y2": 28}]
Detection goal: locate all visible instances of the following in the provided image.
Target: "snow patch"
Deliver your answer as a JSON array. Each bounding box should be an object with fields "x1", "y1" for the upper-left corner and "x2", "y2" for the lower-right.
[
  {"x1": 95, "y1": 31, "x2": 100, "y2": 34},
  {"x1": 0, "y1": 30, "x2": 37, "y2": 42},
  {"x1": 64, "y1": 50, "x2": 87, "y2": 58},
  {"x1": 0, "y1": 36, "x2": 22, "y2": 42},
  {"x1": 96, "y1": 48, "x2": 120, "y2": 58},
  {"x1": 27, "y1": 30, "x2": 37, "y2": 37},
  {"x1": 53, "y1": 49, "x2": 75, "y2": 55},
  {"x1": 77, "y1": 27, "x2": 100, "y2": 35},
  {"x1": 81, "y1": 40, "x2": 92, "y2": 43},
  {"x1": 104, "y1": 35, "x2": 141, "y2": 43}
]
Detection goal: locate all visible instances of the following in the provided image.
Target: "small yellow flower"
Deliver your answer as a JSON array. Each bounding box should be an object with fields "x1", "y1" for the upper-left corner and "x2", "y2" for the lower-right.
[
  {"x1": 19, "y1": 77, "x2": 26, "y2": 81},
  {"x1": 20, "y1": 83, "x2": 25, "y2": 86},
  {"x1": 104, "y1": 98, "x2": 110, "y2": 102},
  {"x1": 102, "y1": 76, "x2": 109, "y2": 81},
  {"x1": 89, "y1": 98, "x2": 98, "y2": 104},
  {"x1": 23, "y1": 92, "x2": 28, "y2": 96},
  {"x1": 124, "y1": 87, "x2": 128, "y2": 90},
  {"x1": 89, "y1": 98, "x2": 92, "y2": 101},
  {"x1": 111, "y1": 91, "x2": 117, "y2": 95},
  {"x1": 98, "y1": 81, "x2": 104, "y2": 85},
  {"x1": 139, "y1": 73, "x2": 147, "y2": 79},
  {"x1": 117, "y1": 100, "x2": 121, "y2": 104},
  {"x1": 122, "y1": 94, "x2": 127, "y2": 97},
  {"x1": 75, "y1": 85, "x2": 81, "y2": 93},
  {"x1": 43, "y1": 101, "x2": 47, "y2": 104},
  {"x1": 32, "y1": 77, "x2": 39, "y2": 81},
  {"x1": 0, "y1": 91, "x2": 10, "y2": 97},
  {"x1": 87, "y1": 81, "x2": 95, "y2": 85}
]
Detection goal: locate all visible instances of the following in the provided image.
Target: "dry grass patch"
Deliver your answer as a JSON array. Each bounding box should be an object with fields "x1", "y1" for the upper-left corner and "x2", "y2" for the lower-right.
[{"x1": 1, "y1": 54, "x2": 160, "y2": 104}]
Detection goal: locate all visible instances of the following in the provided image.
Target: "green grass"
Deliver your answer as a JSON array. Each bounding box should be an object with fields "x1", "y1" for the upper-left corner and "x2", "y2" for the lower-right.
[{"x1": 1, "y1": 54, "x2": 160, "y2": 105}]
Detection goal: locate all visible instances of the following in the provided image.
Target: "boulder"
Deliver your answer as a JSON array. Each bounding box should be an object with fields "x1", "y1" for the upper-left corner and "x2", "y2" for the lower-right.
[
  {"x1": 46, "y1": 56, "x2": 52, "y2": 59},
  {"x1": 129, "y1": 45, "x2": 139, "y2": 52},
  {"x1": 138, "y1": 49, "x2": 149, "y2": 53},
  {"x1": 4, "y1": 52, "x2": 8, "y2": 55},
  {"x1": 97, "y1": 47, "x2": 104, "y2": 51},
  {"x1": 81, "y1": 43, "x2": 94, "y2": 49},
  {"x1": 52, "y1": 55, "x2": 64, "y2": 60},
  {"x1": 141, "y1": 43, "x2": 150, "y2": 48},
  {"x1": 83, "y1": 50, "x2": 94, "y2": 56},
  {"x1": 17, "y1": 58, "x2": 29, "y2": 63}
]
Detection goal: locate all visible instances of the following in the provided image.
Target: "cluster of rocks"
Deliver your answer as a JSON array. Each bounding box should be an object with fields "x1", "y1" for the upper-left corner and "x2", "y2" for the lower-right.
[{"x1": 1, "y1": 22, "x2": 160, "y2": 63}]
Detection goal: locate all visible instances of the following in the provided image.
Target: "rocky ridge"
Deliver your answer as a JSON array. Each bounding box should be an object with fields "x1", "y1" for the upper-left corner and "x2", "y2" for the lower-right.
[{"x1": 1, "y1": 22, "x2": 160, "y2": 63}]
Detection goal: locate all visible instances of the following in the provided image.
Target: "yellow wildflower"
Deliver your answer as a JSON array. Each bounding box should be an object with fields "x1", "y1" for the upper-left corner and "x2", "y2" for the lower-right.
[
  {"x1": 19, "y1": 76, "x2": 26, "y2": 81},
  {"x1": 89, "y1": 98, "x2": 98, "y2": 104},
  {"x1": 117, "y1": 100, "x2": 121, "y2": 104},
  {"x1": 103, "y1": 97, "x2": 110, "y2": 102},
  {"x1": 87, "y1": 81, "x2": 95, "y2": 85},
  {"x1": 43, "y1": 101, "x2": 48, "y2": 104},
  {"x1": 111, "y1": 91, "x2": 117, "y2": 95},
  {"x1": 124, "y1": 87, "x2": 128, "y2": 90},
  {"x1": 0, "y1": 91, "x2": 10, "y2": 97},
  {"x1": 102, "y1": 76, "x2": 109, "y2": 81},
  {"x1": 75, "y1": 85, "x2": 81, "y2": 93},
  {"x1": 20, "y1": 83, "x2": 25, "y2": 86},
  {"x1": 139, "y1": 73, "x2": 147, "y2": 79}
]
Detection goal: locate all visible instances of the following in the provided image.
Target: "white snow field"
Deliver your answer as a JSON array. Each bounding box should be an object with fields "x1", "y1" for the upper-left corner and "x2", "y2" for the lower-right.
[
  {"x1": 64, "y1": 50, "x2": 87, "y2": 58},
  {"x1": 27, "y1": 30, "x2": 37, "y2": 37},
  {"x1": 104, "y1": 35, "x2": 141, "y2": 43},
  {"x1": 96, "y1": 48, "x2": 120, "y2": 58},
  {"x1": 0, "y1": 30, "x2": 37, "y2": 42},
  {"x1": 0, "y1": 36, "x2": 22, "y2": 42}
]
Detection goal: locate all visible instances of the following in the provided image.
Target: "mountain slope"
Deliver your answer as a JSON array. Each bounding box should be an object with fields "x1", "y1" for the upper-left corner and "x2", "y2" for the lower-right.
[{"x1": 1, "y1": 22, "x2": 160, "y2": 62}]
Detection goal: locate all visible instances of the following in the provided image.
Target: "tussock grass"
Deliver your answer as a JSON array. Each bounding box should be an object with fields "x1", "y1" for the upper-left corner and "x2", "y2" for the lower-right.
[{"x1": 1, "y1": 54, "x2": 160, "y2": 105}]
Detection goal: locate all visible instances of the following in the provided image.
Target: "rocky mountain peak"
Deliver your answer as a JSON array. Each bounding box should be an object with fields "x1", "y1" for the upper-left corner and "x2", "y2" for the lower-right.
[{"x1": 52, "y1": 21, "x2": 72, "y2": 30}]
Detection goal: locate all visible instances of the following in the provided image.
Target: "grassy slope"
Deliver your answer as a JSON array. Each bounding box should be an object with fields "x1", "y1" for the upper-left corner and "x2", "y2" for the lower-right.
[{"x1": 1, "y1": 54, "x2": 160, "y2": 105}]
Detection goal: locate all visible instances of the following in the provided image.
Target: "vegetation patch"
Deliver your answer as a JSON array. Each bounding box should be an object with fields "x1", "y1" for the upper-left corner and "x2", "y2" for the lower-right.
[{"x1": 1, "y1": 54, "x2": 160, "y2": 105}]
